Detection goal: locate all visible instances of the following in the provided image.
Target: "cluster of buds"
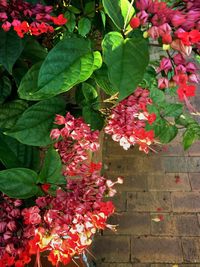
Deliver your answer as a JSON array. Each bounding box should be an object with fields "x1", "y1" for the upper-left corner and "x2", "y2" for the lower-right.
[
  {"x1": 130, "y1": 0, "x2": 200, "y2": 55},
  {"x1": 0, "y1": 194, "x2": 31, "y2": 267},
  {"x1": 0, "y1": 0, "x2": 67, "y2": 37},
  {"x1": 105, "y1": 87, "x2": 156, "y2": 153}
]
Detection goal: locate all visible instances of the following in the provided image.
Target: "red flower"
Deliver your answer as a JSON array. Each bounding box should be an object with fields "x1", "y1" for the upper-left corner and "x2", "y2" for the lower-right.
[
  {"x1": 147, "y1": 113, "x2": 156, "y2": 125},
  {"x1": 177, "y1": 83, "x2": 196, "y2": 101},
  {"x1": 130, "y1": 17, "x2": 140, "y2": 29},
  {"x1": 51, "y1": 14, "x2": 67, "y2": 25},
  {"x1": 14, "y1": 21, "x2": 29, "y2": 38}
]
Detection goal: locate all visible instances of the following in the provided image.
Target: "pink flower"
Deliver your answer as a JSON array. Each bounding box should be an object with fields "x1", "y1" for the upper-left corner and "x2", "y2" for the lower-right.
[
  {"x1": 136, "y1": 0, "x2": 150, "y2": 10},
  {"x1": 137, "y1": 11, "x2": 148, "y2": 25},
  {"x1": 171, "y1": 13, "x2": 186, "y2": 27},
  {"x1": 157, "y1": 58, "x2": 172, "y2": 74},
  {"x1": 158, "y1": 77, "x2": 169, "y2": 89},
  {"x1": 22, "y1": 206, "x2": 41, "y2": 225},
  {"x1": 148, "y1": 26, "x2": 160, "y2": 39},
  {"x1": 2, "y1": 21, "x2": 11, "y2": 31}
]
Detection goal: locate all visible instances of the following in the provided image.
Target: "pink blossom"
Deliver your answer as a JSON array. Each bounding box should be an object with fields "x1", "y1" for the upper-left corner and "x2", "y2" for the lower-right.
[{"x1": 157, "y1": 57, "x2": 172, "y2": 74}]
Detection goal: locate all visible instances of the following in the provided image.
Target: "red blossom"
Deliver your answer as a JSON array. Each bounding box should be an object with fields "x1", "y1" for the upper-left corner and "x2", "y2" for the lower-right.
[{"x1": 51, "y1": 14, "x2": 67, "y2": 25}]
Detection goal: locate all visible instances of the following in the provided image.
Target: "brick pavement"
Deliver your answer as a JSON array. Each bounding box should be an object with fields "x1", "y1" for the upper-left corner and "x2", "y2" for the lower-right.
[{"x1": 91, "y1": 136, "x2": 200, "y2": 267}]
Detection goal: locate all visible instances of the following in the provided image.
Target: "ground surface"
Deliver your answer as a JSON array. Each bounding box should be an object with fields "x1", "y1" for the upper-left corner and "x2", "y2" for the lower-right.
[{"x1": 91, "y1": 130, "x2": 200, "y2": 267}]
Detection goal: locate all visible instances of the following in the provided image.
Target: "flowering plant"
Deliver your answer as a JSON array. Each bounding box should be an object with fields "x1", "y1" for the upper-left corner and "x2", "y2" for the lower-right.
[{"x1": 0, "y1": 0, "x2": 199, "y2": 266}]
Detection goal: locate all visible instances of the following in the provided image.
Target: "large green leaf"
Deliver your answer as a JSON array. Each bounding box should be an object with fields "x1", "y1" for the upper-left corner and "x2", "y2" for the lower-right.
[
  {"x1": 0, "y1": 76, "x2": 11, "y2": 104},
  {"x1": 0, "y1": 168, "x2": 39, "y2": 199},
  {"x1": 18, "y1": 62, "x2": 42, "y2": 100},
  {"x1": 78, "y1": 18, "x2": 91, "y2": 36},
  {"x1": 18, "y1": 38, "x2": 102, "y2": 100},
  {"x1": 0, "y1": 133, "x2": 39, "y2": 170},
  {"x1": 102, "y1": 0, "x2": 134, "y2": 30},
  {"x1": 38, "y1": 147, "x2": 64, "y2": 184},
  {"x1": 5, "y1": 97, "x2": 66, "y2": 146},
  {"x1": 0, "y1": 100, "x2": 28, "y2": 130},
  {"x1": 94, "y1": 64, "x2": 118, "y2": 95},
  {"x1": 102, "y1": 32, "x2": 149, "y2": 100},
  {"x1": 21, "y1": 38, "x2": 47, "y2": 63},
  {"x1": 159, "y1": 124, "x2": 178, "y2": 144},
  {"x1": 163, "y1": 103, "x2": 183, "y2": 117},
  {"x1": 0, "y1": 30, "x2": 26, "y2": 73}
]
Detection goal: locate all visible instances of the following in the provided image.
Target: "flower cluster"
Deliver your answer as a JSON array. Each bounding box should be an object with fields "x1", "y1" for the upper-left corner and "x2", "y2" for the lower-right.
[
  {"x1": 105, "y1": 87, "x2": 156, "y2": 153},
  {"x1": 157, "y1": 53, "x2": 199, "y2": 101},
  {"x1": 131, "y1": 0, "x2": 200, "y2": 54},
  {"x1": 0, "y1": 194, "x2": 31, "y2": 267},
  {"x1": 0, "y1": 0, "x2": 67, "y2": 37},
  {"x1": 50, "y1": 112, "x2": 100, "y2": 177},
  {"x1": 130, "y1": 0, "x2": 200, "y2": 104}
]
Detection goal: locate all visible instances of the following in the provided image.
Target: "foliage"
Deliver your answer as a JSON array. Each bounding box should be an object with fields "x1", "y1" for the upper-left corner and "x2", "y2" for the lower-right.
[{"x1": 0, "y1": 0, "x2": 200, "y2": 266}]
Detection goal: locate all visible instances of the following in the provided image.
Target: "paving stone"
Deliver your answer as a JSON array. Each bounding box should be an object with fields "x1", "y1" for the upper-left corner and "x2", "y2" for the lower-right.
[
  {"x1": 187, "y1": 141, "x2": 200, "y2": 156},
  {"x1": 182, "y1": 237, "x2": 200, "y2": 262},
  {"x1": 162, "y1": 157, "x2": 188, "y2": 172},
  {"x1": 172, "y1": 192, "x2": 200, "y2": 212},
  {"x1": 148, "y1": 173, "x2": 191, "y2": 192},
  {"x1": 187, "y1": 158, "x2": 200, "y2": 172},
  {"x1": 151, "y1": 265, "x2": 200, "y2": 267},
  {"x1": 131, "y1": 237, "x2": 183, "y2": 263},
  {"x1": 104, "y1": 174, "x2": 148, "y2": 192},
  {"x1": 99, "y1": 264, "x2": 133, "y2": 267},
  {"x1": 107, "y1": 192, "x2": 127, "y2": 212},
  {"x1": 127, "y1": 192, "x2": 172, "y2": 212},
  {"x1": 189, "y1": 173, "x2": 200, "y2": 190},
  {"x1": 104, "y1": 212, "x2": 151, "y2": 235},
  {"x1": 93, "y1": 236, "x2": 130, "y2": 263},
  {"x1": 151, "y1": 213, "x2": 175, "y2": 236},
  {"x1": 151, "y1": 213, "x2": 200, "y2": 236},
  {"x1": 174, "y1": 215, "x2": 200, "y2": 236}
]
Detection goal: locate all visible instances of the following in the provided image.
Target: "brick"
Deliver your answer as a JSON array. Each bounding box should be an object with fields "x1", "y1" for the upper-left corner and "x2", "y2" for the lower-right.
[
  {"x1": 105, "y1": 174, "x2": 148, "y2": 192},
  {"x1": 127, "y1": 192, "x2": 171, "y2": 212},
  {"x1": 104, "y1": 212, "x2": 151, "y2": 235},
  {"x1": 172, "y1": 192, "x2": 200, "y2": 212},
  {"x1": 148, "y1": 173, "x2": 191, "y2": 192},
  {"x1": 188, "y1": 141, "x2": 200, "y2": 156},
  {"x1": 151, "y1": 265, "x2": 200, "y2": 267},
  {"x1": 99, "y1": 264, "x2": 133, "y2": 267},
  {"x1": 174, "y1": 215, "x2": 200, "y2": 236},
  {"x1": 151, "y1": 213, "x2": 175, "y2": 236},
  {"x1": 182, "y1": 237, "x2": 200, "y2": 262},
  {"x1": 189, "y1": 173, "x2": 200, "y2": 191},
  {"x1": 107, "y1": 192, "x2": 127, "y2": 212},
  {"x1": 151, "y1": 214, "x2": 200, "y2": 236},
  {"x1": 92, "y1": 236, "x2": 130, "y2": 263},
  {"x1": 162, "y1": 157, "x2": 188, "y2": 172},
  {"x1": 187, "y1": 158, "x2": 200, "y2": 172},
  {"x1": 151, "y1": 142, "x2": 187, "y2": 157},
  {"x1": 131, "y1": 237, "x2": 183, "y2": 263}
]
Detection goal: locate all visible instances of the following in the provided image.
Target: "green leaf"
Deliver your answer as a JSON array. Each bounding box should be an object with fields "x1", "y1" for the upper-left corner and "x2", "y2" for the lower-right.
[
  {"x1": 102, "y1": 0, "x2": 134, "y2": 30},
  {"x1": 150, "y1": 88, "x2": 165, "y2": 103},
  {"x1": 5, "y1": 97, "x2": 66, "y2": 146},
  {"x1": 82, "y1": 106, "x2": 104, "y2": 130},
  {"x1": 78, "y1": 18, "x2": 91, "y2": 36},
  {"x1": 94, "y1": 64, "x2": 118, "y2": 95},
  {"x1": 82, "y1": 83, "x2": 98, "y2": 103},
  {"x1": 0, "y1": 30, "x2": 26, "y2": 73},
  {"x1": 84, "y1": 1, "x2": 95, "y2": 18},
  {"x1": 102, "y1": 32, "x2": 149, "y2": 100},
  {"x1": 19, "y1": 38, "x2": 102, "y2": 100},
  {"x1": 0, "y1": 168, "x2": 39, "y2": 199},
  {"x1": 21, "y1": 38, "x2": 47, "y2": 63},
  {"x1": 0, "y1": 133, "x2": 39, "y2": 170},
  {"x1": 39, "y1": 147, "x2": 64, "y2": 184},
  {"x1": 0, "y1": 76, "x2": 11, "y2": 104},
  {"x1": 100, "y1": 10, "x2": 106, "y2": 28},
  {"x1": 65, "y1": 11, "x2": 76, "y2": 32},
  {"x1": 183, "y1": 128, "x2": 198, "y2": 150},
  {"x1": 159, "y1": 124, "x2": 178, "y2": 143},
  {"x1": 0, "y1": 100, "x2": 28, "y2": 130},
  {"x1": 163, "y1": 103, "x2": 183, "y2": 117},
  {"x1": 18, "y1": 62, "x2": 42, "y2": 100}
]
